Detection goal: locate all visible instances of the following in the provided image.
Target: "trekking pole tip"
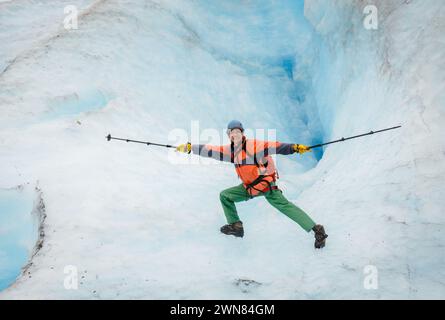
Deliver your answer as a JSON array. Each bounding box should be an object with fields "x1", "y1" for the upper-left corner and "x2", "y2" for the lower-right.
[{"x1": 106, "y1": 134, "x2": 111, "y2": 141}]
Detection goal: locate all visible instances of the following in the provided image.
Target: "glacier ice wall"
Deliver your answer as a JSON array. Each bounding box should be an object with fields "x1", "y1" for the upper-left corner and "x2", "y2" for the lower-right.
[
  {"x1": 0, "y1": 0, "x2": 444, "y2": 299},
  {"x1": 299, "y1": 0, "x2": 445, "y2": 298}
]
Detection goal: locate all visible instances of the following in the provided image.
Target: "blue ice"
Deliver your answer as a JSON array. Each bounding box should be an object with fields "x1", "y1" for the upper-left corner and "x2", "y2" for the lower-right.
[{"x1": 0, "y1": 187, "x2": 37, "y2": 291}]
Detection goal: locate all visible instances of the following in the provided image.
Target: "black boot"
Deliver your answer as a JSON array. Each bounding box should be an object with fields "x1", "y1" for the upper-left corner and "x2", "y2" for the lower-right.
[
  {"x1": 220, "y1": 221, "x2": 244, "y2": 238},
  {"x1": 312, "y1": 224, "x2": 328, "y2": 249}
]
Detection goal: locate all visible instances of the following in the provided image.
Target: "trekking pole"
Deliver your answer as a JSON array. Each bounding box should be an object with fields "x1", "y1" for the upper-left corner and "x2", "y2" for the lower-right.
[
  {"x1": 106, "y1": 134, "x2": 178, "y2": 149},
  {"x1": 308, "y1": 125, "x2": 401, "y2": 149}
]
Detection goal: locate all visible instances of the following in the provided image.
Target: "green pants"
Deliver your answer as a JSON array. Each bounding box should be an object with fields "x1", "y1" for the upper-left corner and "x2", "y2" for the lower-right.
[{"x1": 219, "y1": 183, "x2": 316, "y2": 232}]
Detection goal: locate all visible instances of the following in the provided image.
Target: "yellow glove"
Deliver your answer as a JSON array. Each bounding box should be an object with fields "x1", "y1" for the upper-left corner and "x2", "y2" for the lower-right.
[
  {"x1": 176, "y1": 142, "x2": 191, "y2": 154},
  {"x1": 293, "y1": 144, "x2": 311, "y2": 154}
]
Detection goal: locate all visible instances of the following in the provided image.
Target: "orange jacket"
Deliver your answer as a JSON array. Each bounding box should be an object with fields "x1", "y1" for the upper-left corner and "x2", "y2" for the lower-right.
[{"x1": 192, "y1": 137, "x2": 296, "y2": 196}]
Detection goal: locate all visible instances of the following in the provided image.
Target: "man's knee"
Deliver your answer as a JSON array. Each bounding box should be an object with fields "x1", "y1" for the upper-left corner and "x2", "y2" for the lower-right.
[{"x1": 220, "y1": 190, "x2": 229, "y2": 202}]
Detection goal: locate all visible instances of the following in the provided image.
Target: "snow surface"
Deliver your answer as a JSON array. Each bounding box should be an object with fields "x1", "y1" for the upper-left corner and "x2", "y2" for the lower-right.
[{"x1": 0, "y1": 0, "x2": 444, "y2": 299}]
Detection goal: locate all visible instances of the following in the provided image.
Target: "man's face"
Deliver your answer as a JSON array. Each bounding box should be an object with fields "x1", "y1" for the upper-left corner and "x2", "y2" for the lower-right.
[{"x1": 228, "y1": 128, "x2": 243, "y2": 145}]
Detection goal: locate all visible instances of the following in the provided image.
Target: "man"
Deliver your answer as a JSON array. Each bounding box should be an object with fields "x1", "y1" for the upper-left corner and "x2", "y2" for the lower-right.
[{"x1": 176, "y1": 120, "x2": 328, "y2": 249}]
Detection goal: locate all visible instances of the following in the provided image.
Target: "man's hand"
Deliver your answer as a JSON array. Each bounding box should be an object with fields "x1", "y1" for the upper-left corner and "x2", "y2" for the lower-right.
[
  {"x1": 176, "y1": 142, "x2": 192, "y2": 153},
  {"x1": 293, "y1": 144, "x2": 311, "y2": 154}
]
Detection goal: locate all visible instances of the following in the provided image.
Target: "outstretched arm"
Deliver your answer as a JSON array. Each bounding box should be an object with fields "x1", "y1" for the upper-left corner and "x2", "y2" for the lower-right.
[
  {"x1": 192, "y1": 144, "x2": 232, "y2": 162},
  {"x1": 251, "y1": 141, "x2": 311, "y2": 157},
  {"x1": 176, "y1": 143, "x2": 232, "y2": 162}
]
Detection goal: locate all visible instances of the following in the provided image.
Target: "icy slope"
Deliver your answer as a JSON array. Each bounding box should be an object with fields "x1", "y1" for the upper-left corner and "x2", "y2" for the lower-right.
[
  {"x1": 0, "y1": 0, "x2": 444, "y2": 299},
  {"x1": 300, "y1": 0, "x2": 445, "y2": 297},
  {"x1": 0, "y1": 0, "x2": 320, "y2": 298}
]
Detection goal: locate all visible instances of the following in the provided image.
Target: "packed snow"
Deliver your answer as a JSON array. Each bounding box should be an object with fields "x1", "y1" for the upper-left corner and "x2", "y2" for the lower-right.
[{"x1": 0, "y1": 0, "x2": 444, "y2": 299}]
